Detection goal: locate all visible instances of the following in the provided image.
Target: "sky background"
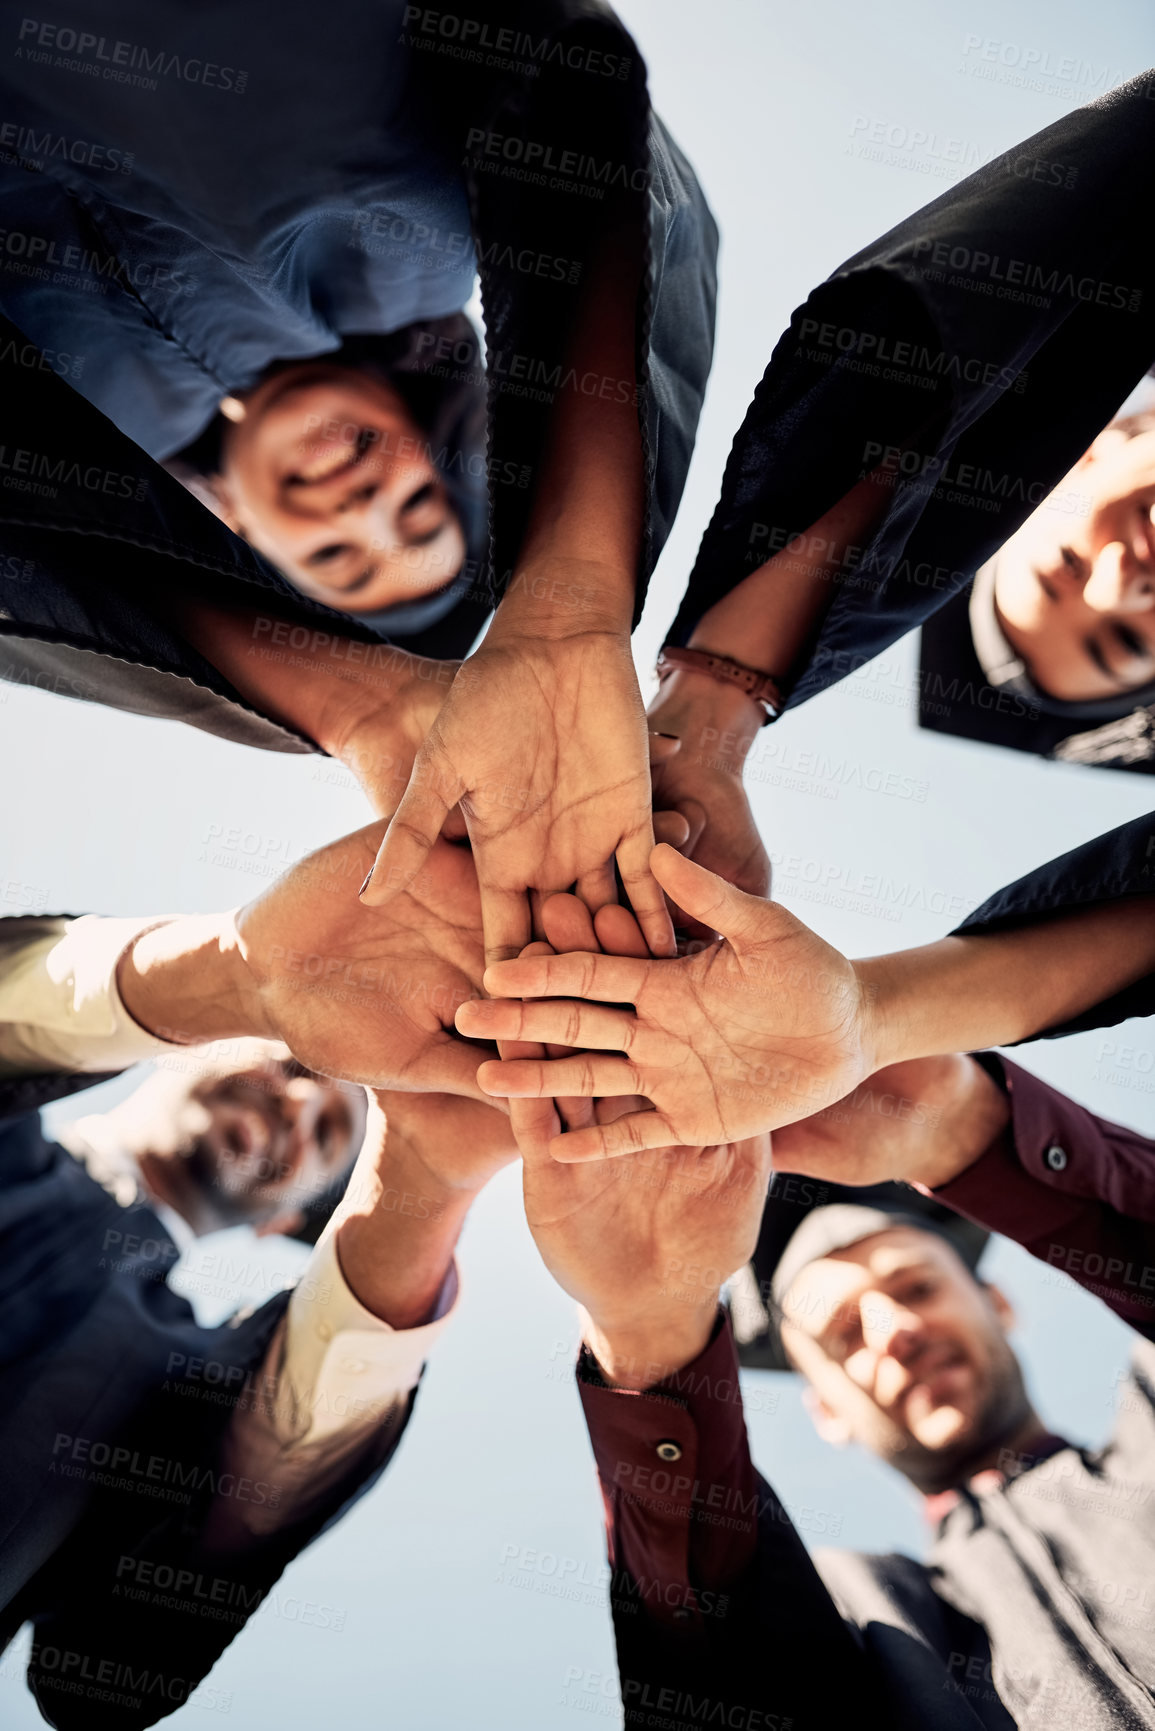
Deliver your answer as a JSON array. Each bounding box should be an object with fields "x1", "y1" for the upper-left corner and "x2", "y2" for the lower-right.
[{"x1": 4, "y1": 0, "x2": 1155, "y2": 1724}]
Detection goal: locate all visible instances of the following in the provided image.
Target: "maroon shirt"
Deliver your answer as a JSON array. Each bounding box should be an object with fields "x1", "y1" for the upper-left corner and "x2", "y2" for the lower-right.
[{"x1": 579, "y1": 1057, "x2": 1155, "y2": 1620}]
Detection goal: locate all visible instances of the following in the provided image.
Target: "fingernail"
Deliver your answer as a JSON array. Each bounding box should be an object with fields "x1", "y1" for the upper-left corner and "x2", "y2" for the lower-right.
[{"x1": 358, "y1": 867, "x2": 374, "y2": 897}]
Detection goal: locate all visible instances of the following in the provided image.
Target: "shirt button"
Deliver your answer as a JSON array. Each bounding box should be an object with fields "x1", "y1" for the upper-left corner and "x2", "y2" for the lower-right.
[
  {"x1": 672, "y1": 1607, "x2": 692, "y2": 1622},
  {"x1": 342, "y1": 1358, "x2": 367, "y2": 1375},
  {"x1": 316, "y1": 1321, "x2": 334, "y2": 1342},
  {"x1": 655, "y1": 1439, "x2": 683, "y2": 1462},
  {"x1": 1046, "y1": 1144, "x2": 1068, "y2": 1171}
]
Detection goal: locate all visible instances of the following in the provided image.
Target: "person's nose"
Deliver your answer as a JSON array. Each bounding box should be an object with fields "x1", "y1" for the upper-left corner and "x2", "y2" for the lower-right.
[
  {"x1": 1083, "y1": 539, "x2": 1155, "y2": 615},
  {"x1": 281, "y1": 1079, "x2": 326, "y2": 1162},
  {"x1": 860, "y1": 1291, "x2": 923, "y2": 1376}
]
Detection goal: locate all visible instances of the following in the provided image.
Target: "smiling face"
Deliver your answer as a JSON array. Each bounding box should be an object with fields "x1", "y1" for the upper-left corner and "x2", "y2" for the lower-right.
[
  {"x1": 779, "y1": 1227, "x2": 1031, "y2": 1492},
  {"x1": 128, "y1": 1044, "x2": 367, "y2": 1229},
  {"x1": 992, "y1": 424, "x2": 1155, "y2": 702},
  {"x1": 215, "y1": 365, "x2": 467, "y2": 615}
]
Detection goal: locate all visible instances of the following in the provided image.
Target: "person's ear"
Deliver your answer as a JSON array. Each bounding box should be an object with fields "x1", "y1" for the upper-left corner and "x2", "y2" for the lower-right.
[
  {"x1": 983, "y1": 1281, "x2": 1016, "y2": 1336},
  {"x1": 801, "y1": 1384, "x2": 853, "y2": 1447}
]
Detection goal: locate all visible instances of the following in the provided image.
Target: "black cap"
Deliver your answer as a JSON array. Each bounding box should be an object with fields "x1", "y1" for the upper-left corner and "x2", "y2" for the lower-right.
[{"x1": 731, "y1": 1179, "x2": 989, "y2": 1371}]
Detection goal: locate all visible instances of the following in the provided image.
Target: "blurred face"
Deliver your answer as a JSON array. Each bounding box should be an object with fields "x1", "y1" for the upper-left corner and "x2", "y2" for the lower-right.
[
  {"x1": 780, "y1": 1228, "x2": 1030, "y2": 1492},
  {"x1": 141, "y1": 1050, "x2": 367, "y2": 1227},
  {"x1": 217, "y1": 365, "x2": 466, "y2": 614},
  {"x1": 993, "y1": 427, "x2": 1155, "y2": 701}
]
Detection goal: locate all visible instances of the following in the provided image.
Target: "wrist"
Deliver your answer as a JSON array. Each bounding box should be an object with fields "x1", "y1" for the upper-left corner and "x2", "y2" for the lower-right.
[
  {"x1": 117, "y1": 913, "x2": 272, "y2": 1046},
  {"x1": 317, "y1": 650, "x2": 457, "y2": 763},
  {"x1": 334, "y1": 1115, "x2": 471, "y2": 1329},
  {"x1": 582, "y1": 1298, "x2": 719, "y2": 1392},
  {"x1": 908, "y1": 1056, "x2": 1013, "y2": 1191},
  {"x1": 649, "y1": 667, "x2": 762, "y2": 768},
  {"x1": 494, "y1": 558, "x2": 635, "y2": 641}
]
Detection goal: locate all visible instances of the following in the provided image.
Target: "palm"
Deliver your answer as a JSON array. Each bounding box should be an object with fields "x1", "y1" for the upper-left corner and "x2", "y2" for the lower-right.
[
  {"x1": 363, "y1": 632, "x2": 671, "y2": 963},
  {"x1": 236, "y1": 822, "x2": 492, "y2": 1097},
  {"x1": 524, "y1": 1132, "x2": 772, "y2": 1322},
  {"x1": 373, "y1": 1090, "x2": 517, "y2": 1194},
  {"x1": 624, "y1": 915, "x2": 866, "y2": 1140},
  {"x1": 465, "y1": 847, "x2": 875, "y2": 1158}
]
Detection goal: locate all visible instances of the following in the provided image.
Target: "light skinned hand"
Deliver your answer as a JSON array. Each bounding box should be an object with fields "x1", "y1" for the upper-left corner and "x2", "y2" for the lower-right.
[
  {"x1": 509, "y1": 891, "x2": 772, "y2": 1383},
  {"x1": 235, "y1": 821, "x2": 496, "y2": 1098},
  {"x1": 358, "y1": 625, "x2": 676, "y2": 965},
  {"x1": 456, "y1": 843, "x2": 875, "y2": 1158}
]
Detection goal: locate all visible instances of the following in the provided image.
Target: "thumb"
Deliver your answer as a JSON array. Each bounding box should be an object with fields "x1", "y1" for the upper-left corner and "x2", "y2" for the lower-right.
[
  {"x1": 361, "y1": 761, "x2": 454, "y2": 907},
  {"x1": 649, "y1": 842, "x2": 768, "y2": 945},
  {"x1": 425, "y1": 1035, "x2": 497, "y2": 1104}
]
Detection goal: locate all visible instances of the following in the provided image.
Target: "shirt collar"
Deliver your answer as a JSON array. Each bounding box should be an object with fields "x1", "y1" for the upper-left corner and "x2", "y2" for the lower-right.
[{"x1": 56, "y1": 1113, "x2": 196, "y2": 1259}]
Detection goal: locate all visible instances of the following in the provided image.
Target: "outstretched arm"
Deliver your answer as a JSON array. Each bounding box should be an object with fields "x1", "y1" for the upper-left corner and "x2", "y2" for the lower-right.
[
  {"x1": 360, "y1": 223, "x2": 676, "y2": 966},
  {"x1": 461, "y1": 844, "x2": 1155, "y2": 1158}
]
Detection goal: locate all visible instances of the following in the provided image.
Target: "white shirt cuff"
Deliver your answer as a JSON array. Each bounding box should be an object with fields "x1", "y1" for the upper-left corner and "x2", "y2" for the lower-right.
[
  {"x1": 0, "y1": 914, "x2": 183, "y2": 1074},
  {"x1": 277, "y1": 1225, "x2": 460, "y2": 1447}
]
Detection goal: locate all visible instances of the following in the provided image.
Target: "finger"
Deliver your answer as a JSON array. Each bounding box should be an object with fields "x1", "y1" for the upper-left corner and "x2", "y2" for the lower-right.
[
  {"x1": 648, "y1": 731, "x2": 682, "y2": 766},
  {"x1": 479, "y1": 880, "x2": 534, "y2": 968},
  {"x1": 500, "y1": 1042, "x2": 562, "y2": 1157},
  {"x1": 503, "y1": 945, "x2": 568, "y2": 1150},
  {"x1": 421, "y1": 1036, "x2": 500, "y2": 1104},
  {"x1": 540, "y1": 892, "x2": 599, "y2": 954},
  {"x1": 361, "y1": 771, "x2": 454, "y2": 906},
  {"x1": 652, "y1": 808, "x2": 691, "y2": 850},
  {"x1": 460, "y1": 998, "x2": 642, "y2": 1052},
  {"x1": 478, "y1": 949, "x2": 650, "y2": 1005},
  {"x1": 575, "y1": 858, "x2": 619, "y2": 917},
  {"x1": 615, "y1": 828, "x2": 676, "y2": 959},
  {"x1": 547, "y1": 1110, "x2": 678, "y2": 1163},
  {"x1": 649, "y1": 842, "x2": 768, "y2": 944},
  {"x1": 673, "y1": 798, "x2": 707, "y2": 856},
  {"x1": 477, "y1": 1053, "x2": 643, "y2": 1100},
  {"x1": 593, "y1": 902, "x2": 649, "y2": 959}
]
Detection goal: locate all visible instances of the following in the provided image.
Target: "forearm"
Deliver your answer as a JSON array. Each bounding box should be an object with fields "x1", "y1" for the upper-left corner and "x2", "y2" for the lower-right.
[
  {"x1": 495, "y1": 222, "x2": 644, "y2": 640},
  {"x1": 683, "y1": 467, "x2": 896, "y2": 681},
  {"x1": 858, "y1": 895, "x2": 1155, "y2": 1069},
  {"x1": 935, "y1": 1059, "x2": 1155, "y2": 1337},
  {"x1": 173, "y1": 597, "x2": 456, "y2": 766},
  {"x1": 331, "y1": 1097, "x2": 474, "y2": 1329},
  {"x1": 116, "y1": 913, "x2": 272, "y2": 1046}
]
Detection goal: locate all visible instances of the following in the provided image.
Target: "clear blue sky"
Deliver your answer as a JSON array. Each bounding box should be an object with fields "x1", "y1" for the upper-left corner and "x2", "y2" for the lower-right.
[{"x1": 3, "y1": 1, "x2": 1154, "y2": 1724}]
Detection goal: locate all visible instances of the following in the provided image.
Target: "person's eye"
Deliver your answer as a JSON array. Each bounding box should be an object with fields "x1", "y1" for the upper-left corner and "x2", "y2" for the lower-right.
[
  {"x1": 1112, "y1": 621, "x2": 1152, "y2": 662},
  {"x1": 402, "y1": 482, "x2": 437, "y2": 516},
  {"x1": 308, "y1": 543, "x2": 354, "y2": 568}
]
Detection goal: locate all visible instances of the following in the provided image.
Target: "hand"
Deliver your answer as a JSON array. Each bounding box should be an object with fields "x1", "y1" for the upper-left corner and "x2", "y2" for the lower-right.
[
  {"x1": 501, "y1": 890, "x2": 658, "y2": 1159},
  {"x1": 360, "y1": 616, "x2": 675, "y2": 964},
  {"x1": 525, "y1": 1116, "x2": 771, "y2": 1388},
  {"x1": 648, "y1": 671, "x2": 771, "y2": 936},
  {"x1": 234, "y1": 822, "x2": 494, "y2": 1097},
  {"x1": 771, "y1": 1055, "x2": 1010, "y2": 1191},
  {"x1": 323, "y1": 648, "x2": 462, "y2": 819},
  {"x1": 457, "y1": 844, "x2": 876, "y2": 1158},
  {"x1": 372, "y1": 1088, "x2": 520, "y2": 1197},
  {"x1": 335, "y1": 1089, "x2": 518, "y2": 1330}
]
